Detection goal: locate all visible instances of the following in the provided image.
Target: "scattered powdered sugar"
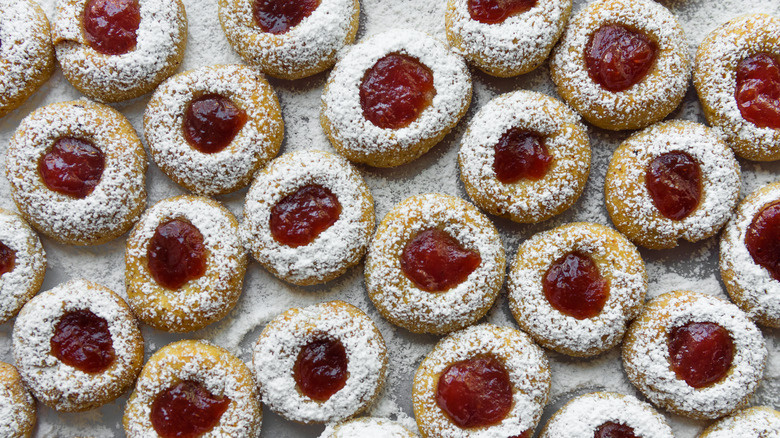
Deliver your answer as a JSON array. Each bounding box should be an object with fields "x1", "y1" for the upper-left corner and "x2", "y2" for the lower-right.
[
  {"x1": 0, "y1": 363, "x2": 35, "y2": 437},
  {"x1": 320, "y1": 416, "x2": 416, "y2": 438},
  {"x1": 699, "y1": 406, "x2": 780, "y2": 437},
  {"x1": 0, "y1": 210, "x2": 45, "y2": 323}
]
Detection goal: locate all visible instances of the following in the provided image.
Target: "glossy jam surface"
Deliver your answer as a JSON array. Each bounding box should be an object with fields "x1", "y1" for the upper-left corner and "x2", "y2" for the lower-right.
[
  {"x1": 585, "y1": 25, "x2": 658, "y2": 92},
  {"x1": 594, "y1": 422, "x2": 638, "y2": 438},
  {"x1": 0, "y1": 242, "x2": 15, "y2": 276},
  {"x1": 150, "y1": 380, "x2": 231, "y2": 438},
  {"x1": 401, "y1": 229, "x2": 482, "y2": 292},
  {"x1": 269, "y1": 185, "x2": 341, "y2": 248},
  {"x1": 83, "y1": 0, "x2": 141, "y2": 55},
  {"x1": 735, "y1": 52, "x2": 780, "y2": 129},
  {"x1": 746, "y1": 200, "x2": 780, "y2": 281},
  {"x1": 645, "y1": 151, "x2": 702, "y2": 221},
  {"x1": 39, "y1": 137, "x2": 105, "y2": 199},
  {"x1": 543, "y1": 251, "x2": 609, "y2": 320},
  {"x1": 183, "y1": 94, "x2": 247, "y2": 154},
  {"x1": 50, "y1": 309, "x2": 115, "y2": 374},
  {"x1": 360, "y1": 54, "x2": 436, "y2": 130},
  {"x1": 253, "y1": 0, "x2": 319, "y2": 34},
  {"x1": 467, "y1": 0, "x2": 537, "y2": 24},
  {"x1": 293, "y1": 338, "x2": 349, "y2": 402},
  {"x1": 668, "y1": 321, "x2": 734, "y2": 388},
  {"x1": 147, "y1": 220, "x2": 207, "y2": 290},
  {"x1": 493, "y1": 129, "x2": 552, "y2": 183},
  {"x1": 436, "y1": 356, "x2": 513, "y2": 428}
]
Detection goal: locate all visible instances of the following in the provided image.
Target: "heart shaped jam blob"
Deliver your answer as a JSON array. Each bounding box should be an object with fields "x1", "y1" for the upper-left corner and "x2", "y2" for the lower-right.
[
  {"x1": 147, "y1": 219, "x2": 207, "y2": 290},
  {"x1": 645, "y1": 151, "x2": 702, "y2": 221},
  {"x1": 735, "y1": 52, "x2": 780, "y2": 129},
  {"x1": 269, "y1": 184, "x2": 341, "y2": 248},
  {"x1": 83, "y1": 0, "x2": 141, "y2": 55},
  {"x1": 746, "y1": 200, "x2": 780, "y2": 281},
  {"x1": 50, "y1": 309, "x2": 115, "y2": 374},
  {"x1": 0, "y1": 242, "x2": 15, "y2": 276},
  {"x1": 183, "y1": 94, "x2": 247, "y2": 154},
  {"x1": 468, "y1": 0, "x2": 537, "y2": 24},
  {"x1": 668, "y1": 321, "x2": 734, "y2": 388},
  {"x1": 151, "y1": 380, "x2": 231, "y2": 438},
  {"x1": 360, "y1": 53, "x2": 436, "y2": 130},
  {"x1": 586, "y1": 25, "x2": 658, "y2": 92},
  {"x1": 595, "y1": 422, "x2": 638, "y2": 438},
  {"x1": 401, "y1": 228, "x2": 482, "y2": 292},
  {"x1": 436, "y1": 355, "x2": 513, "y2": 428},
  {"x1": 543, "y1": 251, "x2": 609, "y2": 320},
  {"x1": 493, "y1": 129, "x2": 552, "y2": 183},
  {"x1": 293, "y1": 337, "x2": 349, "y2": 402},
  {"x1": 39, "y1": 137, "x2": 105, "y2": 199},
  {"x1": 253, "y1": 0, "x2": 320, "y2": 34}
]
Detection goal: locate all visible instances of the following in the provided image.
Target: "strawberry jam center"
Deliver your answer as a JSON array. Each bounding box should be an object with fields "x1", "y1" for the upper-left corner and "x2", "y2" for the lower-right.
[
  {"x1": 183, "y1": 94, "x2": 247, "y2": 154},
  {"x1": 746, "y1": 200, "x2": 780, "y2": 281},
  {"x1": 735, "y1": 52, "x2": 780, "y2": 129},
  {"x1": 645, "y1": 151, "x2": 702, "y2": 221},
  {"x1": 253, "y1": 0, "x2": 320, "y2": 34},
  {"x1": 269, "y1": 184, "x2": 341, "y2": 248},
  {"x1": 493, "y1": 129, "x2": 552, "y2": 183},
  {"x1": 468, "y1": 0, "x2": 537, "y2": 24},
  {"x1": 39, "y1": 137, "x2": 105, "y2": 199},
  {"x1": 83, "y1": 0, "x2": 141, "y2": 55},
  {"x1": 436, "y1": 355, "x2": 513, "y2": 429},
  {"x1": 543, "y1": 251, "x2": 609, "y2": 320},
  {"x1": 151, "y1": 380, "x2": 231, "y2": 438},
  {"x1": 360, "y1": 53, "x2": 436, "y2": 130},
  {"x1": 401, "y1": 228, "x2": 481, "y2": 292},
  {"x1": 586, "y1": 24, "x2": 658, "y2": 92},
  {"x1": 0, "y1": 242, "x2": 15, "y2": 277},
  {"x1": 50, "y1": 309, "x2": 115, "y2": 374},
  {"x1": 147, "y1": 219, "x2": 207, "y2": 290},
  {"x1": 595, "y1": 422, "x2": 638, "y2": 438},
  {"x1": 668, "y1": 321, "x2": 734, "y2": 388},
  {"x1": 293, "y1": 337, "x2": 348, "y2": 402}
]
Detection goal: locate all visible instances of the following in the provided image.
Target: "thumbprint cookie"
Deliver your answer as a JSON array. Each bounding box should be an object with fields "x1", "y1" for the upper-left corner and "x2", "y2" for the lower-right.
[
  {"x1": 698, "y1": 406, "x2": 780, "y2": 438},
  {"x1": 0, "y1": 362, "x2": 36, "y2": 438},
  {"x1": 0, "y1": 210, "x2": 46, "y2": 325},
  {"x1": 320, "y1": 417, "x2": 417, "y2": 438}
]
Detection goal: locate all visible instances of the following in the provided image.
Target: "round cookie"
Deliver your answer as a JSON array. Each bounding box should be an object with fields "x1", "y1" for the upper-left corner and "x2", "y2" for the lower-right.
[
  {"x1": 5, "y1": 100, "x2": 147, "y2": 246},
  {"x1": 365, "y1": 193, "x2": 506, "y2": 334},
  {"x1": 0, "y1": 0, "x2": 55, "y2": 118},
  {"x1": 0, "y1": 209, "x2": 46, "y2": 325},
  {"x1": 320, "y1": 417, "x2": 417, "y2": 438},
  {"x1": 445, "y1": 0, "x2": 572, "y2": 77},
  {"x1": 123, "y1": 340, "x2": 262, "y2": 438},
  {"x1": 458, "y1": 90, "x2": 591, "y2": 223},
  {"x1": 549, "y1": 0, "x2": 690, "y2": 131},
  {"x1": 321, "y1": 29, "x2": 472, "y2": 167},
  {"x1": 694, "y1": 14, "x2": 780, "y2": 161},
  {"x1": 0, "y1": 362, "x2": 36, "y2": 438},
  {"x1": 698, "y1": 406, "x2": 780, "y2": 438},
  {"x1": 605, "y1": 120, "x2": 741, "y2": 250}
]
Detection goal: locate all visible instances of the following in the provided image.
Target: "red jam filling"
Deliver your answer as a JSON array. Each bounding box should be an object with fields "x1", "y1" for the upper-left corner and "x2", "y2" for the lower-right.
[
  {"x1": 147, "y1": 219, "x2": 207, "y2": 290},
  {"x1": 400, "y1": 228, "x2": 482, "y2": 292},
  {"x1": 0, "y1": 242, "x2": 15, "y2": 277},
  {"x1": 253, "y1": 0, "x2": 320, "y2": 34},
  {"x1": 183, "y1": 94, "x2": 247, "y2": 154},
  {"x1": 83, "y1": 0, "x2": 141, "y2": 56},
  {"x1": 50, "y1": 309, "x2": 115, "y2": 374},
  {"x1": 543, "y1": 251, "x2": 609, "y2": 320},
  {"x1": 269, "y1": 184, "x2": 341, "y2": 248},
  {"x1": 735, "y1": 52, "x2": 780, "y2": 130},
  {"x1": 594, "y1": 422, "x2": 638, "y2": 438},
  {"x1": 493, "y1": 129, "x2": 552, "y2": 183},
  {"x1": 436, "y1": 355, "x2": 513, "y2": 429},
  {"x1": 668, "y1": 321, "x2": 734, "y2": 388},
  {"x1": 39, "y1": 137, "x2": 105, "y2": 199},
  {"x1": 150, "y1": 380, "x2": 231, "y2": 438},
  {"x1": 645, "y1": 151, "x2": 702, "y2": 221},
  {"x1": 468, "y1": 0, "x2": 537, "y2": 24},
  {"x1": 746, "y1": 200, "x2": 780, "y2": 281},
  {"x1": 293, "y1": 337, "x2": 349, "y2": 402},
  {"x1": 360, "y1": 53, "x2": 436, "y2": 130},
  {"x1": 585, "y1": 24, "x2": 658, "y2": 92}
]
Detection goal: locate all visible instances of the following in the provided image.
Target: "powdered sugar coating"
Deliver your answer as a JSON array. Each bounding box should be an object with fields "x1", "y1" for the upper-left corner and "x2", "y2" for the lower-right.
[
  {"x1": 445, "y1": 0, "x2": 571, "y2": 77},
  {"x1": 0, "y1": 362, "x2": 36, "y2": 438},
  {"x1": 622, "y1": 291, "x2": 767, "y2": 420},
  {"x1": 699, "y1": 406, "x2": 780, "y2": 438},
  {"x1": 321, "y1": 29, "x2": 472, "y2": 167},
  {"x1": 605, "y1": 120, "x2": 741, "y2": 249},
  {"x1": 550, "y1": 0, "x2": 691, "y2": 130},
  {"x1": 52, "y1": 0, "x2": 187, "y2": 102},
  {"x1": 241, "y1": 150, "x2": 374, "y2": 286},
  {"x1": 320, "y1": 417, "x2": 417, "y2": 438},
  {"x1": 12, "y1": 279, "x2": 144, "y2": 412},
  {"x1": 0, "y1": 209, "x2": 46, "y2": 324},
  {"x1": 413, "y1": 324, "x2": 550, "y2": 438},
  {"x1": 458, "y1": 90, "x2": 590, "y2": 223},
  {"x1": 144, "y1": 64, "x2": 284, "y2": 196},
  {"x1": 253, "y1": 301, "x2": 388, "y2": 424}
]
